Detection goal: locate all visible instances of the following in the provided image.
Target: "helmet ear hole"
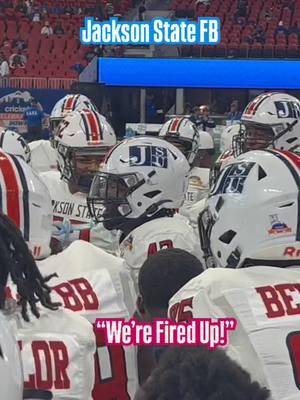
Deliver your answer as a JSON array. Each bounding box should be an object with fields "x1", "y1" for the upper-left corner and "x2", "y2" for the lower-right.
[
  {"x1": 144, "y1": 190, "x2": 161, "y2": 199},
  {"x1": 287, "y1": 137, "x2": 298, "y2": 144},
  {"x1": 219, "y1": 230, "x2": 236, "y2": 244}
]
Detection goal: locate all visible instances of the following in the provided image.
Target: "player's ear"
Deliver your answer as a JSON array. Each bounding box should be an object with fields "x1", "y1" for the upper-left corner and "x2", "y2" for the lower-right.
[{"x1": 136, "y1": 294, "x2": 146, "y2": 317}]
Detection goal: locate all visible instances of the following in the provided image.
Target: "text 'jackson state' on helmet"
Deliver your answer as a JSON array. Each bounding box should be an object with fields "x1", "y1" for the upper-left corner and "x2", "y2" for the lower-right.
[
  {"x1": 0, "y1": 149, "x2": 52, "y2": 259},
  {"x1": 0, "y1": 128, "x2": 31, "y2": 163},
  {"x1": 199, "y1": 149, "x2": 300, "y2": 269},
  {"x1": 159, "y1": 117, "x2": 201, "y2": 165},
  {"x1": 49, "y1": 94, "x2": 98, "y2": 142},
  {"x1": 87, "y1": 136, "x2": 190, "y2": 231},
  {"x1": 233, "y1": 92, "x2": 300, "y2": 156},
  {"x1": 55, "y1": 109, "x2": 116, "y2": 193}
]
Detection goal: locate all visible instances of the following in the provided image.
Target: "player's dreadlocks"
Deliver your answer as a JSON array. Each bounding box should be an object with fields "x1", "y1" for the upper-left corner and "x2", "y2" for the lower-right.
[{"x1": 0, "y1": 212, "x2": 61, "y2": 322}]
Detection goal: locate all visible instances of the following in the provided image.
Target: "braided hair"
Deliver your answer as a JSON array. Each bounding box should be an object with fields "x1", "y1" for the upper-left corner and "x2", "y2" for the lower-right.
[{"x1": 0, "y1": 212, "x2": 61, "y2": 322}]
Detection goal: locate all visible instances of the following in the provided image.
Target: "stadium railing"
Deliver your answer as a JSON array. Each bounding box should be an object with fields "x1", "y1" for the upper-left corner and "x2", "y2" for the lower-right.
[{"x1": 0, "y1": 77, "x2": 76, "y2": 90}]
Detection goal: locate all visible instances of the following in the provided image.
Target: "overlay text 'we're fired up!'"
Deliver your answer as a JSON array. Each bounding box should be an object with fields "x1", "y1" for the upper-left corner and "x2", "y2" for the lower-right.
[{"x1": 95, "y1": 318, "x2": 237, "y2": 349}]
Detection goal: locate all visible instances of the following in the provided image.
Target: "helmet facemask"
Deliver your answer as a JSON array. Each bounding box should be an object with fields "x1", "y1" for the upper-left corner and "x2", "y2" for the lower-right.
[
  {"x1": 87, "y1": 172, "x2": 137, "y2": 230},
  {"x1": 232, "y1": 122, "x2": 277, "y2": 156},
  {"x1": 49, "y1": 118, "x2": 63, "y2": 149},
  {"x1": 198, "y1": 205, "x2": 218, "y2": 269},
  {"x1": 163, "y1": 136, "x2": 197, "y2": 166},
  {"x1": 87, "y1": 170, "x2": 173, "y2": 231},
  {"x1": 234, "y1": 118, "x2": 300, "y2": 156}
]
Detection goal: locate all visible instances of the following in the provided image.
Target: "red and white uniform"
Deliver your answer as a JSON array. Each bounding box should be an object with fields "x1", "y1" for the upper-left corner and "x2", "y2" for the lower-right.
[
  {"x1": 29, "y1": 140, "x2": 57, "y2": 173},
  {"x1": 41, "y1": 171, "x2": 118, "y2": 253},
  {"x1": 180, "y1": 167, "x2": 209, "y2": 219},
  {"x1": 169, "y1": 266, "x2": 300, "y2": 400},
  {"x1": 38, "y1": 240, "x2": 138, "y2": 400},
  {"x1": 12, "y1": 308, "x2": 95, "y2": 400},
  {"x1": 119, "y1": 214, "x2": 203, "y2": 286},
  {"x1": 0, "y1": 311, "x2": 23, "y2": 400}
]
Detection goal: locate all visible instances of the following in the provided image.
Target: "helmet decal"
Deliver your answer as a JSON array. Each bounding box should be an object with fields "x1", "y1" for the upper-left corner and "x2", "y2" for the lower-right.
[
  {"x1": 80, "y1": 110, "x2": 103, "y2": 144},
  {"x1": 62, "y1": 94, "x2": 81, "y2": 113},
  {"x1": 168, "y1": 117, "x2": 184, "y2": 134},
  {"x1": 0, "y1": 152, "x2": 30, "y2": 240}
]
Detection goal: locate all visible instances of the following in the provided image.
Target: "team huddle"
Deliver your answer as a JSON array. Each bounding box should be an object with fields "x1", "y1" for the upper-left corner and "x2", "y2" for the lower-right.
[{"x1": 1, "y1": 91, "x2": 300, "y2": 400}]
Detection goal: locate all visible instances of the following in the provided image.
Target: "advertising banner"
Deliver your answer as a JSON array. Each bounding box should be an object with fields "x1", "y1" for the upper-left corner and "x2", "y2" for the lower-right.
[{"x1": 0, "y1": 89, "x2": 67, "y2": 134}]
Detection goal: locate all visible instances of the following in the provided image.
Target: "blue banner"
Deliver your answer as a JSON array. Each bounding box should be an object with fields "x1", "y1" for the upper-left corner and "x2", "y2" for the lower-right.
[
  {"x1": 98, "y1": 58, "x2": 300, "y2": 89},
  {"x1": 0, "y1": 89, "x2": 67, "y2": 134}
]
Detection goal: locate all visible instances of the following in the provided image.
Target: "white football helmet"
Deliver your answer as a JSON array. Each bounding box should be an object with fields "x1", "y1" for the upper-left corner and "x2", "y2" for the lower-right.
[
  {"x1": 0, "y1": 149, "x2": 52, "y2": 259},
  {"x1": 0, "y1": 312, "x2": 23, "y2": 400},
  {"x1": 49, "y1": 94, "x2": 98, "y2": 141},
  {"x1": 194, "y1": 129, "x2": 215, "y2": 169},
  {"x1": 233, "y1": 92, "x2": 300, "y2": 156},
  {"x1": 159, "y1": 117, "x2": 200, "y2": 165},
  {"x1": 220, "y1": 124, "x2": 243, "y2": 153},
  {"x1": 199, "y1": 149, "x2": 300, "y2": 269},
  {"x1": 0, "y1": 128, "x2": 31, "y2": 163},
  {"x1": 209, "y1": 149, "x2": 235, "y2": 189},
  {"x1": 88, "y1": 136, "x2": 190, "y2": 231},
  {"x1": 197, "y1": 129, "x2": 214, "y2": 151},
  {"x1": 55, "y1": 109, "x2": 116, "y2": 193}
]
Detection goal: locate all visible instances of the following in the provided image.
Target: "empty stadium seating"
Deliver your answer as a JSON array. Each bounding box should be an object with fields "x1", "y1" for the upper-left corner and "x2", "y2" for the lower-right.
[
  {"x1": 173, "y1": 0, "x2": 300, "y2": 59},
  {"x1": 0, "y1": 0, "x2": 131, "y2": 80}
]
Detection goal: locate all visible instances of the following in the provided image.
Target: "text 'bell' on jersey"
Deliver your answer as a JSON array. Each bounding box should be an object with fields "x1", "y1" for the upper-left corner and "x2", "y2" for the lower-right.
[
  {"x1": 119, "y1": 215, "x2": 203, "y2": 286},
  {"x1": 41, "y1": 171, "x2": 118, "y2": 253},
  {"x1": 180, "y1": 167, "x2": 210, "y2": 213},
  {"x1": 0, "y1": 311, "x2": 23, "y2": 400},
  {"x1": 38, "y1": 240, "x2": 138, "y2": 400},
  {"x1": 29, "y1": 140, "x2": 57, "y2": 173},
  {"x1": 168, "y1": 266, "x2": 300, "y2": 400},
  {"x1": 4, "y1": 303, "x2": 95, "y2": 400}
]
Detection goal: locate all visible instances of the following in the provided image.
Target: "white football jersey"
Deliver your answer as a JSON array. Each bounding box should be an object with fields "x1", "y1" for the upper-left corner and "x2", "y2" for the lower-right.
[
  {"x1": 119, "y1": 215, "x2": 203, "y2": 286},
  {"x1": 179, "y1": 197, "x2": 207, "y2": 239},
  {"x1": 0, "y1": 311, "x2": 23, "y2": 400},
  {"x1": 11, "y1": 308, "x2": 95, "y2": 400},
  {"x1": 38, "y1": 240, "x2": 138, "y2": 400},
  {"x1": 41, "y1": 171, "x2": 118, "y2": 253},
  {"x1": 169, "y1": 266, "x2": 300, "y2": 400},
  {"x1": 180, "y1": 167, "x2": 210, "y2": 216},
  {"x1": 29, "y1": 140, "x2": 57, "y2": 173}
]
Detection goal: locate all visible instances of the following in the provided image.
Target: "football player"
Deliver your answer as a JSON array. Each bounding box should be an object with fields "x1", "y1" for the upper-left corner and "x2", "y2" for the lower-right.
[
  {"x1": 138, "y1": 346, "x2": 270, "y2": 400},
  {"x1": 0, "y1": 148, "x2": 138, "y2": 399},
  {"x1": 30, "y1": 94, "x2": 98, "y2": 174},
  {"x1": 136, "y1": 248, "x2": 203, "y2": 384},
  {"x1": 159, "y1": 117, "x2": 215, "y2": 210},
  {"x1": 169, "y1": 149, "x2": 300, "y2": 400},
  {"x1": 212, "y1": 93, "x2": 300, "y2": 189},
  {"x1": 41, "y1": 109, "x2": 118, "y2": 252},
  {"x1": 233, "y1": 92, "x2": 300, "y2": 156},
  {"x1": 0, "y1": 150, "x2": 96, "y2": 399},
  {"x1": 87, "y1": 136, "x2": 203, "y2": 287},
  {"x1": 0, "y1": 212, "x2": 58, "y2": 400},
  {"x1": 49, "y1": 94, "x2": 98, "y2": 137}
]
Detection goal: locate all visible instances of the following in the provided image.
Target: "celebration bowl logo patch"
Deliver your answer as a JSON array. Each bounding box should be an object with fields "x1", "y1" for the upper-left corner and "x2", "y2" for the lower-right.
[
  {"x1": 268, "y1": 214, "x2": 292, "y2": 235},
  {"x1": 119, "y1": 234, "x2": 133, "y2": 256}
]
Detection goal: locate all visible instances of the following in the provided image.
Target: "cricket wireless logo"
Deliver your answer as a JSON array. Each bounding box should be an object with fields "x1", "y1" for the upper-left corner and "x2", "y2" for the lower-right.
[{"x1": 80, "y1": 17, "x2": 221, "y2": 45}]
